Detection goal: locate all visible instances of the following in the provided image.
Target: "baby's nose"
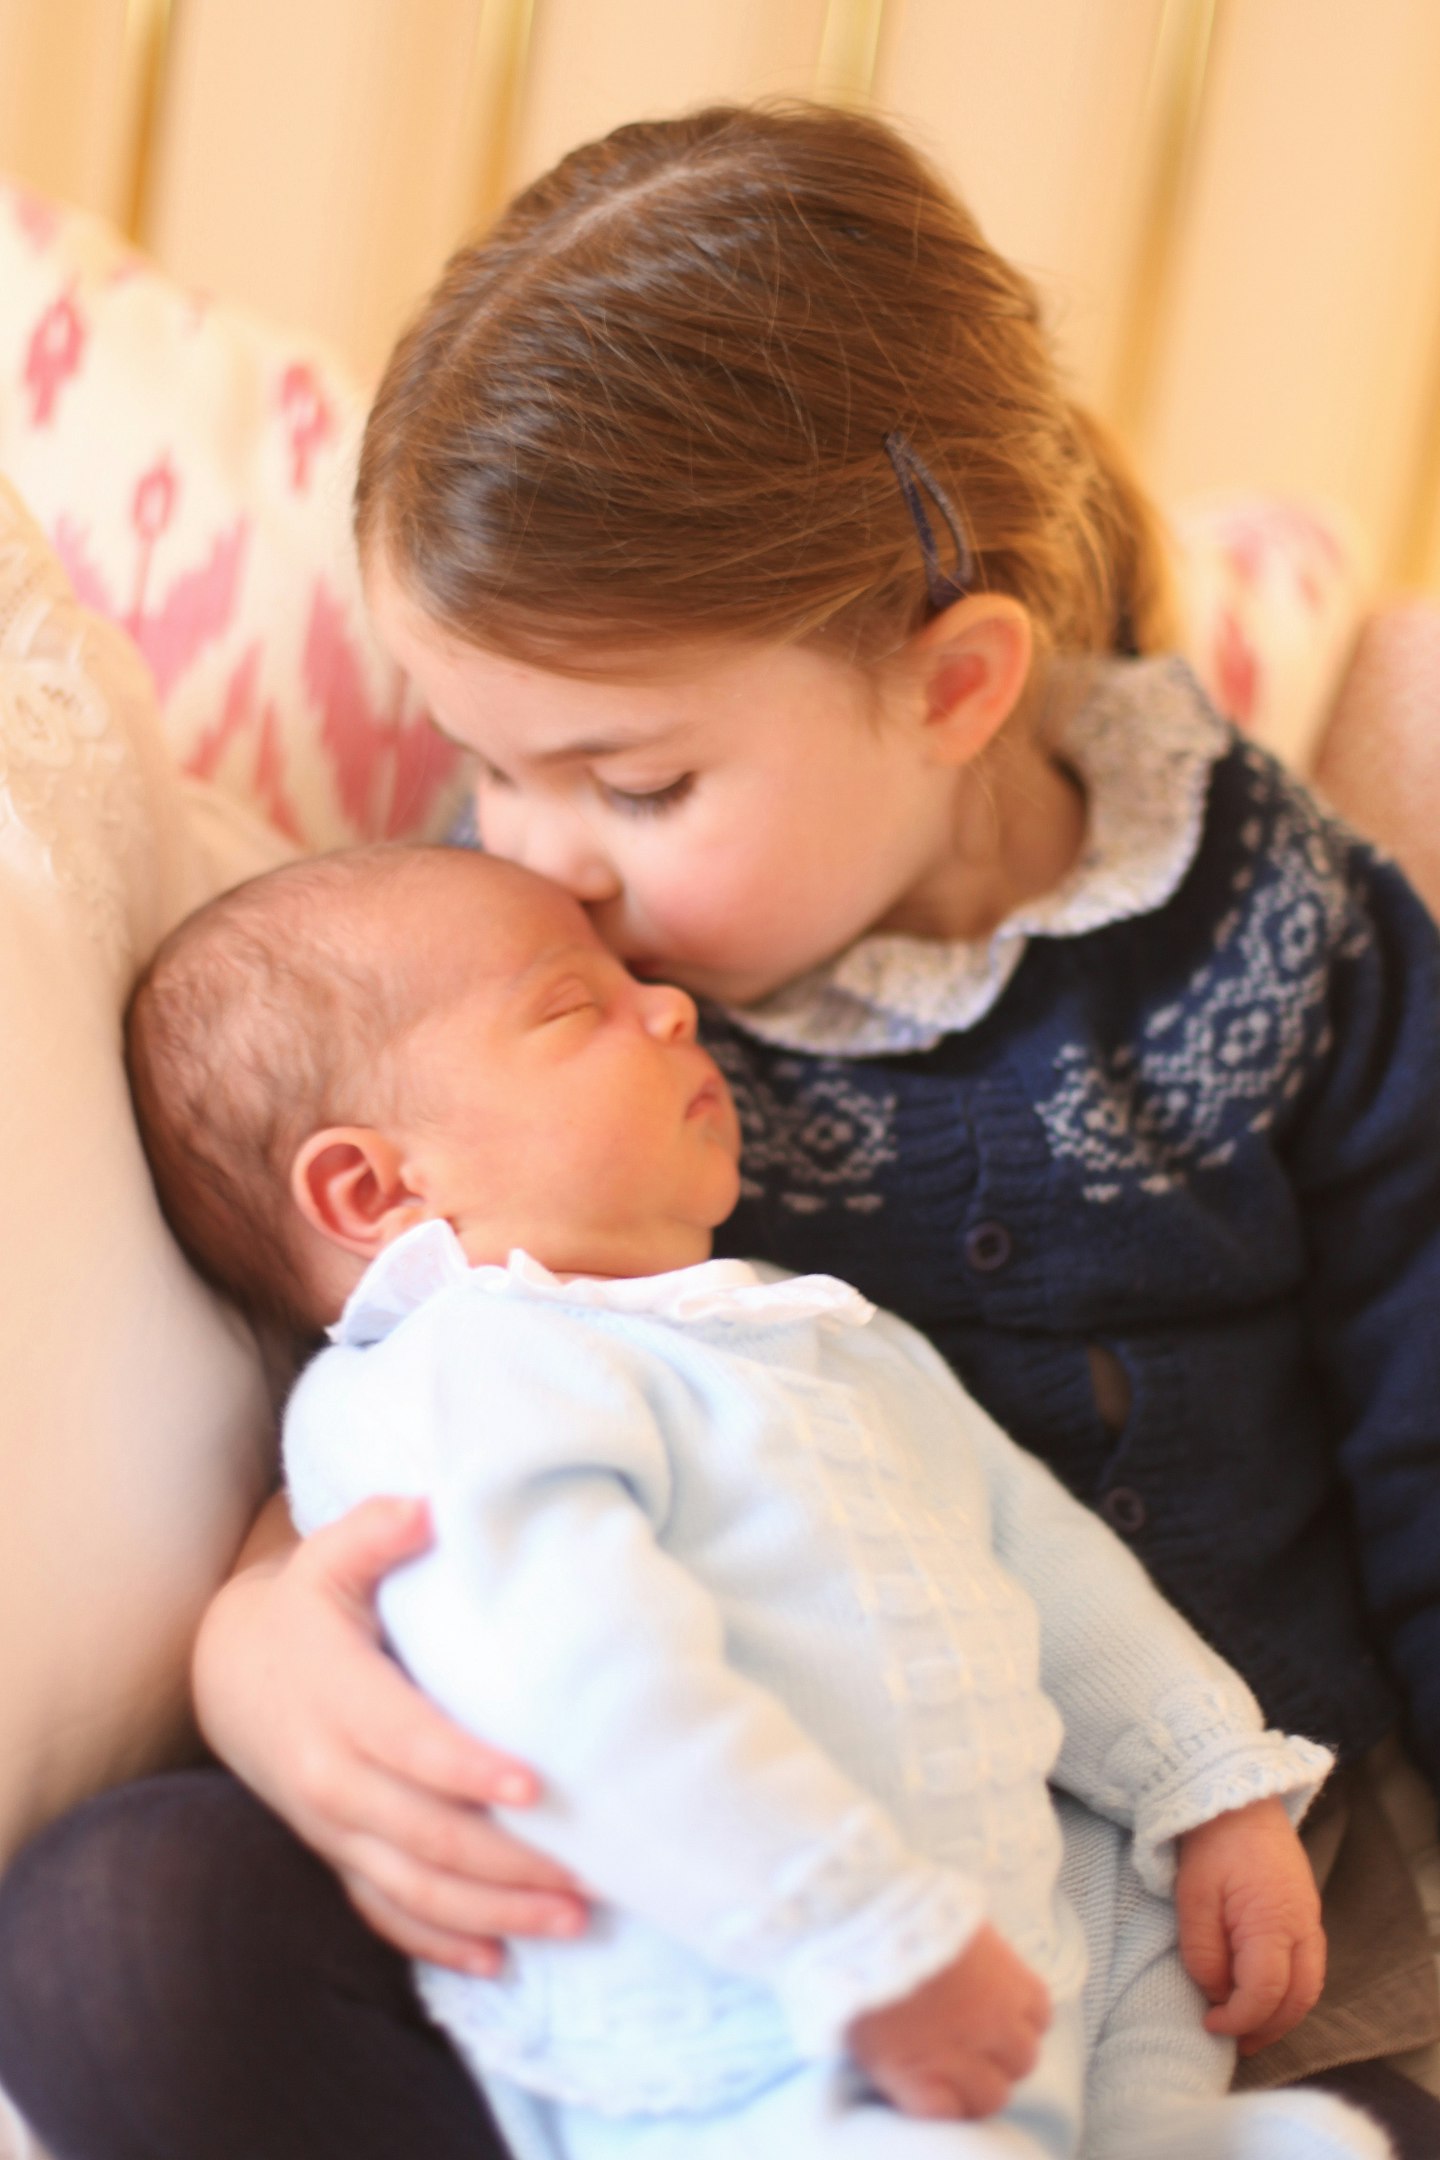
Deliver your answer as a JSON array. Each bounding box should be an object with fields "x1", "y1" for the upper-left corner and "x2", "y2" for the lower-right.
[{"x1": 641, "y1": 982, "x2": 698, "y2": 1043}]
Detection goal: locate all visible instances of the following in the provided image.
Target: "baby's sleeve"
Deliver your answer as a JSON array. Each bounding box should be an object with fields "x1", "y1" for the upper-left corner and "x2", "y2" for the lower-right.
[
  {"x1": 343, "y1": 1299, "x2": 987, "y2": 2054},
  {"x1": 874, "y1": 1314, "x2": 1331, "y2": 1892},
  {"x1": 979, "y1": 1394, "x2": 1331, "y2": 1887}
]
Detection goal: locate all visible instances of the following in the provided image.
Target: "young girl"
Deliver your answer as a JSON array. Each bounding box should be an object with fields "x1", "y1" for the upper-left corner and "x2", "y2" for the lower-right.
[{"x1": 1, "y1": 100, "x2": 1437, "y2": 2160}]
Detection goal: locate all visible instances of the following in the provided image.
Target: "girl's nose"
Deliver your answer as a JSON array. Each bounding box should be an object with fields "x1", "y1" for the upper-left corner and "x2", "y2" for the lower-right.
[
  {"x1": 489, "y1": 796, "x2": 620, "y2": 905},
  {"x1": 640, "y1": 981, "x2": 698, "y2": 1044}
]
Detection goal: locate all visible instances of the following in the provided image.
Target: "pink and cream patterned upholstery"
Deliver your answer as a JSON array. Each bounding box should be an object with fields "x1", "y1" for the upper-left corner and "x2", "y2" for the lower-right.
[
  {"x1": 1172, "y1": 494, "x2": 1367, "y2": 774},
  {"x1": 0, "y1": 178, "x2": 463, "y2": 855}
]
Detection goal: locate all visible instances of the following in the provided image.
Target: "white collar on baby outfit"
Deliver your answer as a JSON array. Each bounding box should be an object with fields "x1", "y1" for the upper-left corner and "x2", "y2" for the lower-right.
[
  {"x1": 721, "y1": 656, "x2": 1231, "y2": 1057},
  {"x1": 330, "y1": 1220, "x2": 876, "y2": 1350}
]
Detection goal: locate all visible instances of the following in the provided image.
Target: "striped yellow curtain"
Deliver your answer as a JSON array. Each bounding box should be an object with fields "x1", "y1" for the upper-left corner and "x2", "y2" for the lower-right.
[{"x1": 1, "y1": 0, "x2": 1439, "y2": 588}]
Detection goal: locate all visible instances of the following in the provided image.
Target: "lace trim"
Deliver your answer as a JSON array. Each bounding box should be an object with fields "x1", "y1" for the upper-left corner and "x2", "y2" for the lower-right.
[
  {"x1": 332, "y1": 1219, "x2": 876, "y2": 1348},
  {"x1": 1131, "y1": 1734, "x2": 1333, "y2": 1896},
  {"x1": 721, "y1": 1807, "x2": 986, "y2": 2057},
  {"x1": 1090, "y1": 1679, "x2": 1333, "y2": 1893},
  {"x1": 725, "y1": 657, "x2": 1230, "y2": 1057}
]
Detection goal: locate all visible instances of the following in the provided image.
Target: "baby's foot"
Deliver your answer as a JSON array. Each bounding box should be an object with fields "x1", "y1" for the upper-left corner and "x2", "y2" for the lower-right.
[{"x1": 1091, "y1": 2088, "x2": 1392, "y2": 2160}]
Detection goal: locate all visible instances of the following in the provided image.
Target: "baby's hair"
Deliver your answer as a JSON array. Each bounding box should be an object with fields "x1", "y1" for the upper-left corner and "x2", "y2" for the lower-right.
[
  {"x1": 357, "y1": 100, "x2": 1172, "y2": 675},
  {"x1": 125, "y1": 844, "x2": 460, "y2": 1335}
]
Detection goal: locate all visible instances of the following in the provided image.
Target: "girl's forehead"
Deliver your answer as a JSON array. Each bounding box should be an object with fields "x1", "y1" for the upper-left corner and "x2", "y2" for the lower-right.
[
  {"x1": 369, "y1": 555, "x2": 869, "y2": 696},
  {"x1": 373, "y1": 589, "x2": 869, "y2": 742}
]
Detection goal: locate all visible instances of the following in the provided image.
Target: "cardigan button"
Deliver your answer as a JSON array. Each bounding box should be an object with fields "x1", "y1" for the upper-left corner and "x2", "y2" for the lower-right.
[
  {"x1": 1100, "y1": 1486, "x2": 1147, "y2": 1536},
  {"x1": 963, "y1": 1220, "x2": 1013, "y2": 1273}
]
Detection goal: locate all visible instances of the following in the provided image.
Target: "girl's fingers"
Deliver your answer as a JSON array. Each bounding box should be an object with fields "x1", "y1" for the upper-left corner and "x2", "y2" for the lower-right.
[
  {"x1": 330, "y1": 1758, "x2": 584, "y2": 1897},
  {"x1": 323, "y1": 1626, "x2": 545, "y2": 1813},
  {"x1": 337, "y1": 1829, "x2": 588, "y2": 1947},
  {"x1": 341, "y1": 1871, "x2": 506, "y2": 1974}
]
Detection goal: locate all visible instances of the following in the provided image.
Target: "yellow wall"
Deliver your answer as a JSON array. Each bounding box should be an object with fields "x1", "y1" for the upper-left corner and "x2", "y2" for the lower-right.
[{"x1": 3, "y1": 0, "x2": 1439, "y2": 588}]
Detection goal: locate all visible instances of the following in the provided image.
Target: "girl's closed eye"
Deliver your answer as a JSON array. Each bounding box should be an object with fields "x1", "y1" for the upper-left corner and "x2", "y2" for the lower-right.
[{"x1": 597, "y1": 773, "x2": 696, "y2": 818}]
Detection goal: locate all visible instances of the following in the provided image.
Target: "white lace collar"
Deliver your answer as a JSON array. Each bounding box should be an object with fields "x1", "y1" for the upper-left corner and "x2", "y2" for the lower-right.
[
  {"x1": 330, "y1": 1219, "x2": 875, "y2": 1349},
  {"x1": 724, "y1": 657, "x2": 1230, "y2": 1057}
]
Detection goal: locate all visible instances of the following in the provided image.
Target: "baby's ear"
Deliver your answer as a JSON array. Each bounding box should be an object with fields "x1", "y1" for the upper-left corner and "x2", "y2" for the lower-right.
[
  {"x1": 911, "y1": 594, "x2": 1033, "y2": 765},
  {"x1": 291, "y1": 1127, "x2": 424, "y2": 1261}
]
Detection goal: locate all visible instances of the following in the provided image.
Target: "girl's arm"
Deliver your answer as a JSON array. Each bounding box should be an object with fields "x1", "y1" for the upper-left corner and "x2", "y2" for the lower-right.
[
  {"x1": 192, "y1": 1488, "x2": 588, "y2": 1972},
  {"x1": 1286, "y1": 839, "x2": 1440, "y2": 1789}
]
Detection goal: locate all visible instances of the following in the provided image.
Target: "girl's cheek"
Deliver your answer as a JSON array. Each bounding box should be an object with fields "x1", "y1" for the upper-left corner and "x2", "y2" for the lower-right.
[{"x1": 474, "y1": 791, "x2": 519, "y2": 865}]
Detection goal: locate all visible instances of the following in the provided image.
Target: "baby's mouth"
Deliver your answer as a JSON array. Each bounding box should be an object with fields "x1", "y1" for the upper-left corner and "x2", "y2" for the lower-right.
[{"x1": 686, "y1": 1068, "x2": 731, "y2": 1122}]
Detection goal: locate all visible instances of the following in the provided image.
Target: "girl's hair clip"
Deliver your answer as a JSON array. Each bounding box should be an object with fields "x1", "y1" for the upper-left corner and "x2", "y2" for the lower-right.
[{"x1": 883, "y1": 431, "x2": 975, "y2": 612}]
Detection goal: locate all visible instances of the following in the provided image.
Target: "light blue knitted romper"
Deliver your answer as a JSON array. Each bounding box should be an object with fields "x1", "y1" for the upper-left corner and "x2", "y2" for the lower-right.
[{"x1": 285, "y1": 1229, "x2": 1387, "y2": 2160}]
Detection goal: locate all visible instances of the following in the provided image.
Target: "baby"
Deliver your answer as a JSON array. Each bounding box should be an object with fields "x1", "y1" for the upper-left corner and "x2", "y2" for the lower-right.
[{"x1": 125, "y1": 843, "x2": 1389, "y2": 2160}]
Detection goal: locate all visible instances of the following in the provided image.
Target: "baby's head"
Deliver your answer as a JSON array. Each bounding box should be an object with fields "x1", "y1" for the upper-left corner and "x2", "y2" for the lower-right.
[{"x1": 125, "y1": 847, "x2": 741, "y2": 1336}]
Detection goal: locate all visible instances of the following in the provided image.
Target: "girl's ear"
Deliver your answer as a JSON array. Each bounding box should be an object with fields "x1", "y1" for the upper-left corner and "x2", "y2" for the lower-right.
[
  {"x1": 290, "y1": 1127, "x2": 428, "y2": 1262},
  {"x1": 908, "y1": 594, "x2": 1034, "y2": 766}
]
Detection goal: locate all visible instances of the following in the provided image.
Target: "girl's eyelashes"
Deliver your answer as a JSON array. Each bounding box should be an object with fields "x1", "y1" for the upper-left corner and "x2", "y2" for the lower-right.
[
  {"x1": 597, "y1": 773, "x2": 697, "y2": 818},
  {"x1": 474, "y1": 757, "x2": 694, "y2": 817}
]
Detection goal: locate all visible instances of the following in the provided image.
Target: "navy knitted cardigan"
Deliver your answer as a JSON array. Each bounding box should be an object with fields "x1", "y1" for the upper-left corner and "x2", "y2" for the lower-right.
[{"x1": 707, "y1": 729, "x2": 1440, "y2": 1787}]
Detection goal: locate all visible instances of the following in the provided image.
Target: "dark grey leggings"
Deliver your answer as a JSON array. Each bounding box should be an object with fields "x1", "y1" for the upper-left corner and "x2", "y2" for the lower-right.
[
  {"x1": 0, "y1": 1770, "x2": 509, "y2": 2160},
  {"x1": 2, "y1": 1771, "x2": 1438, "y2": 2160}
]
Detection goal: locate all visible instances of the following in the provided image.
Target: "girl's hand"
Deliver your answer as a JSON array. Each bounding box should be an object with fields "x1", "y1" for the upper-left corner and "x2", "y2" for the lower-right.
[
  {"x1": 191, "y1": 1491, "x2": 589, "y2": 1974},
  {"x1": 847, "y1": 1922, "x2": 1051, "y2": 2119},
  {"x1": 1174, "y1": 1796, "x2": 1326, "y2": 2054}
]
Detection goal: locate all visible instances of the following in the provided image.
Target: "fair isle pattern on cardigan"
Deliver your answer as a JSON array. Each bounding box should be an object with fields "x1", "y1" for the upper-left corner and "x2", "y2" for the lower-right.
[{"x1": 707, "y1": 659, "x2": 1440, "y2": 1791}]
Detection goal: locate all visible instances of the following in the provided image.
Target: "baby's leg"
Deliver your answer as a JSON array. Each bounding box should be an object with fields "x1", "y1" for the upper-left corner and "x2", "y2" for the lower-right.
[{"x1": 1054, "y1": 1796, "x2": 1392, "y2": 2160}]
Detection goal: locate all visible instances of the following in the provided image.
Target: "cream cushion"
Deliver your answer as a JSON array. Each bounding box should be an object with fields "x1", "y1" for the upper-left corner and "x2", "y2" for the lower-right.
[{"x1": 0, "y1": 475, "x2": 277, "y2": 1887}]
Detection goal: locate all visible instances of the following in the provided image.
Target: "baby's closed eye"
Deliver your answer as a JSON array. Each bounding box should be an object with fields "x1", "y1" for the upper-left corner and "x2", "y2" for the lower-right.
[{"x1": 536, "y1": 979, "x2": 603, "y2": 1025}]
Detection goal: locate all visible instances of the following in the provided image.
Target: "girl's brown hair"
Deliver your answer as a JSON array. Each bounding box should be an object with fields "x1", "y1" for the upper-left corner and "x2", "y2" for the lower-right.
[{"x1": 357, "y1": 101, "x2": 1172, "y2": 670}]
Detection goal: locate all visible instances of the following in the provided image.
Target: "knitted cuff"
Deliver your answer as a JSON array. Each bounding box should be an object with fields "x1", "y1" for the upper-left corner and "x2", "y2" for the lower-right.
[
  {"x1": 776, "y1": 1862, "x2": 987, "y2": 2059},
  {"x1": 1131, "y1": 1731, "x2": 1334, "y2": 1894}
]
